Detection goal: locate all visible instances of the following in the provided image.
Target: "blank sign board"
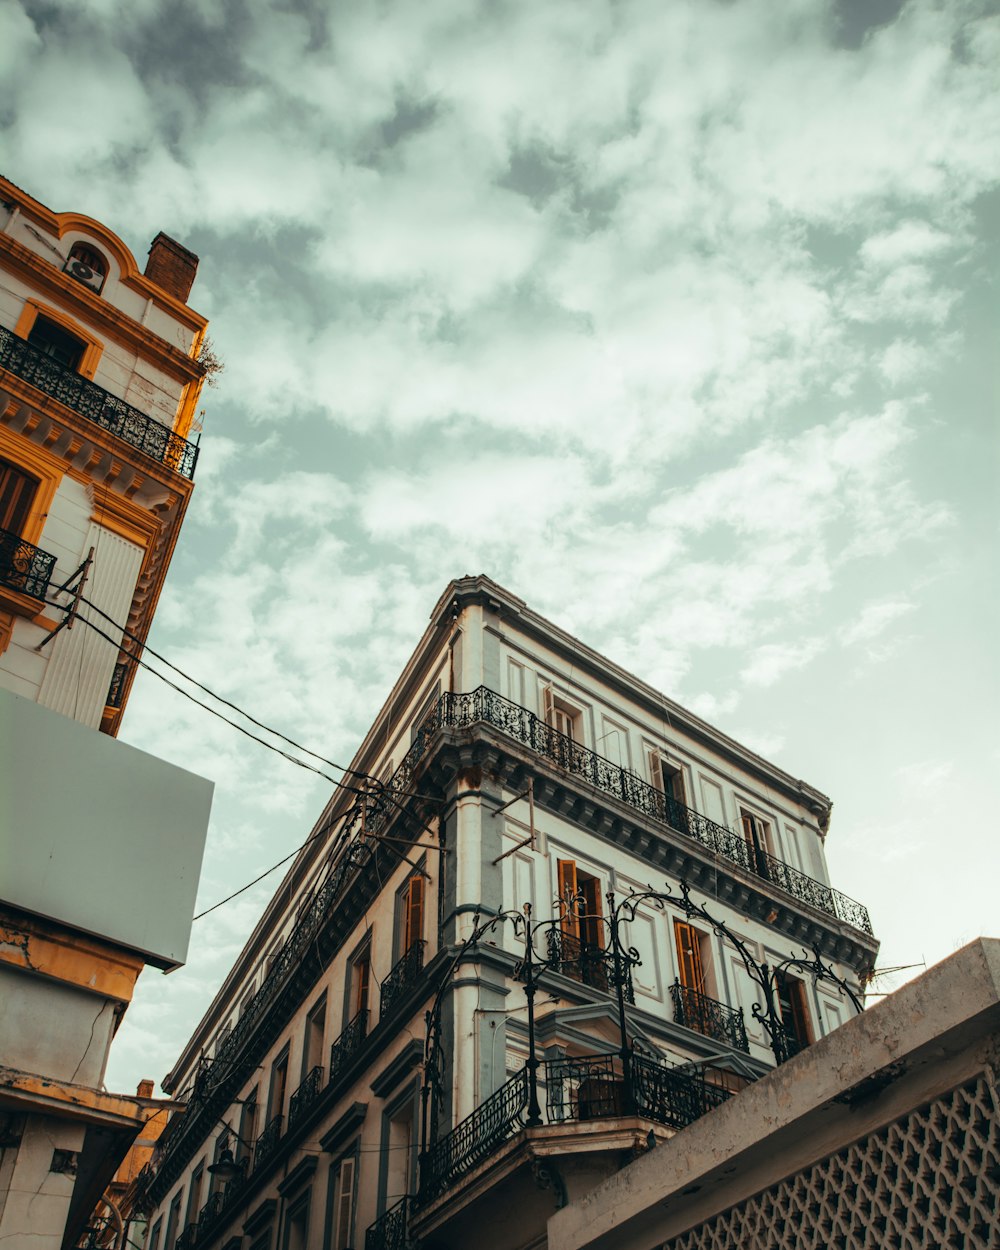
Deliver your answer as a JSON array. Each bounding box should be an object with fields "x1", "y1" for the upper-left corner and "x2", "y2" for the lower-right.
[{"x1": 0, "y1": 687, "x2": 214, "y2": 969}]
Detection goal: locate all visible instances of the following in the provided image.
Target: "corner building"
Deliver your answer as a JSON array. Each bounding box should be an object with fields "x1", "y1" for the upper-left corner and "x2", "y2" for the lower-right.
[
  {"x1": 142, "y1": 576, "x2": 878, "y2": 1250},
  {"x1": 0, "y1": 177, "x2": 213, "y2": 1248}
]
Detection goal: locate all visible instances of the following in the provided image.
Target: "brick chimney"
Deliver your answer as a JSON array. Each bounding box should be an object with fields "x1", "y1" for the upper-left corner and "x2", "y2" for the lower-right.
[
  {"x1": 136, "y1": 1079, "x2": 155, "y2": 1099},
  {"x1": 144, "y1": 232, "x2": 199, "y2": 303}
]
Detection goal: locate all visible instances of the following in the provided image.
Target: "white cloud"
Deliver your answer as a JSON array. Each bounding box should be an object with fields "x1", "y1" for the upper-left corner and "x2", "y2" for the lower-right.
[
  {"x1": 840, "y1": 599, "x2": 915, "y2": 646},
  {"x1": 740, "y1": 639, "x2": 824, "y2": 689}
]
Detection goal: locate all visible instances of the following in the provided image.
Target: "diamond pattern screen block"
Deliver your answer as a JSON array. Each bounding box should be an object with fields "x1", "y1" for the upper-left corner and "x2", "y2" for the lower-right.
[{"x1": 663, "y1": 1074, "x2": 1000, "y2": 1250}]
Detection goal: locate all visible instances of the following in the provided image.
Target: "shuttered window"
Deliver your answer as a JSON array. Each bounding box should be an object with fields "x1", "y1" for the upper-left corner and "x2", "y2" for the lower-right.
[{"x1": 0, "y1": 460, "x2": 37, "y2": 535}]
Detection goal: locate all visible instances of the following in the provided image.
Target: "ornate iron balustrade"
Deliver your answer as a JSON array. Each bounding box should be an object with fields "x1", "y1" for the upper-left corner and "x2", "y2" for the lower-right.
[
  {"x1": 0, "y1": 325, "x2": 199, "y2": 480},
  {"x1": 106, "y1": 659, "x2": 130, "y2": 708},
  {"x1": 380, "y1": 940, "x2": 426, "y2": 1021},
  {"x1": 631, "y1": 1052, "x2": 732, "y2": 1128},
  {"x1": 196, "y1": 1190, "x2": 224, "y2": 1236},
  {"x1": 175, "y1": 1224, "x2": 198, "y2": 1250},
  {"x1": 330, "y1": 1009, "x2": 369, "y2": 1085},
  {"x1": 438, "y1": 688, "x2": 873, "y2": 936},
  {"x1": 546, "y1": 1053, "x2": 625, "y2": 1122},
  {"x1": 0, "y1": 524, "x2": 56, "y2": 600},
  {"x1": 253, "y1": 1114, "x2": 283, "y2": 1170},
  {"x1": 419, "y1": 1068, "x2": 529, "y2": 1205},
  {"x1": 365, "y1": 1195, "x2": 410, "y2": 1250},
  {"x1": 288, "y1": 1064, "x2": 323, "y2": 1129},
  {"x1": 545, "y1": 929, "x2": 612, "y2": 994},
  {"x1": 670, "y1": 981, "x2": 749, "y2": 1052}
]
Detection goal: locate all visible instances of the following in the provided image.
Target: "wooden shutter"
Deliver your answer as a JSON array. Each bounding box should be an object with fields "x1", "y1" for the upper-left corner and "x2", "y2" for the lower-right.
[
  {"x1": 557, "y1": 859, "x2": 579, "y2": 938},
  {"x1": 674, "y1": 920, "x2": 705, "y2": 994},
  {"x1": 353, "y1": 952, "x2": 371, "y2": 1016},
  {"x1": 404, "y1": 875, "x2": 424, "y2": 950},
  {"x1": 787, "y1": 978, "x2": 813, "y2": 1046},
  {"x1": 580, "y1": 875, "x2": 603, "y2": 948},
  {"x1": 334, "y1": 1155, "x2": 355, "y2": 1249},
  {"x1": 0, "y1": 461, "x2": 37, "y2": 535}
]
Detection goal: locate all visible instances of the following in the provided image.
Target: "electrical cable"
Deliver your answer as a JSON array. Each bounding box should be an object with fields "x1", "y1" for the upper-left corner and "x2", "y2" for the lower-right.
[
  {"x1": 55, "y1": 603, "x2": 443, "y2": 918},
  {"x1": 59, "y1": 590, "x2": 377, "y2": 787}
]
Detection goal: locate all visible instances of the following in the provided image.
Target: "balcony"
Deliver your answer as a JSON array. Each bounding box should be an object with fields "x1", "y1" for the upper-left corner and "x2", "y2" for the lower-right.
[
  {"x1": 380, "y1": 940, "x2": 426, "y2": 1021},
  {"x1": 288, "y1": 1064, "x2": 323, "y2": 1130},
  {"x1": 418, "y1": 1054, "x2": 732, "y2": 1209},
  {"x1": 546, "y1": 929, "x2": 611, "y2": 995},
  {"x1": 330, "y1": 1009, "x2": 369, "y2": 1085},
  {"x1": 0, "y1": 325, "x2": 199, "y2": 480},
  {"x1": 253, "y1": 1114, "x2": 283, "y2": 1170},
  {"x1": 437, "y1": 688, "x2": 873, "y2": 936},
  {"x1": 366, "y1": 1195, "x2": 410, "y2": 1250},
  {"x1": 0, "y1": 524, "x2": 56, "y2": 601},
  {"x1": 670, "y1": 981, "x2": 749, "y2": 1052},
  {"x1": 175, "y1": 1224, "x2": 199, "y2": 1250}
]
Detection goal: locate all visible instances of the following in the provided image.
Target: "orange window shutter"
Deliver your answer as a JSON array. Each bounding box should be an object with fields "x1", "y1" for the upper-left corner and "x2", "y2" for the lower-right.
[
  {"x1": 355, "y1": 955, "x2": 370, "y2": 1015},
  {"x1": 406, "y1": 875, "x2": 425, "y2": 949},
  {"x1": 674, "y1": 921, "x2": 705, "y2": 993},
  {"x1": 790, "y1": 979, "x2": 812, "y2": 1044},
  {"x1": 557, "y1": 860, "x2": 579, "y2": 937}
]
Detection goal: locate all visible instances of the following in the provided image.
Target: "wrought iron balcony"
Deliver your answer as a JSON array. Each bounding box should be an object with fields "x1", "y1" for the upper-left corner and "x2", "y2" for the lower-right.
[
  {"x1": 545, "y1": 929, "x2": 611, "y2": 994},
  {"x1": 197, "y1": 1190, "x2": 224, "y2": 1234},
  {"x1": 0, "y1": 524, "x2": 56, "y2": 601},
  {"x1": 365, "y1": 1195, "x2": 410, "y2": 1250},
  {"x1": 288, "y1": 1064, "x2": 323, "y2": 1129},
  {"x1": 670, "y1": 981, "x2": 749, "y2": 1052},
  {"x1": 253, "y1": 1114, "x2": 283, "y2": 1170},
  {"x1": 0, "y1": 325, "x2": 199, "y2": 479},
  {"x1": 380, "y1": 940, "x2": 426, "y2": 1021},
  {"x1": 436, "y1": 688, "x2": 873, "y2": 936},
  {"x1": 419, "y1": 1068, "x2": 529, "y2": 1205},
  {"x1": 330, "y1": 1009, "x2": 369, "y2": 1085},
  {"x1": 418, "y1": 1054, "x2": 731, "y2": 1209},
  {"x1": 175, "y1": 1224, "x2": 199, "y2": 1250}
]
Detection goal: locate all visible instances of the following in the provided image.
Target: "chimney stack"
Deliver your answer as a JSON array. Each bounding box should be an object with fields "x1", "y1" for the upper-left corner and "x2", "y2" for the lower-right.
[
  {"x1": 144, "y1": 232, "x2": 199, "y2": 303},
  {"x1": 136, "y1": 1079, "x2": 155, "y2": 1099}
]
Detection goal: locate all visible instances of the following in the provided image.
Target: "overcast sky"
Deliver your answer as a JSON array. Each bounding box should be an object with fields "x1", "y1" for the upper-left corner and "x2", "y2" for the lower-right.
[{"x1": 3, "y1": 0, "x2": 997, "y2": 1095}]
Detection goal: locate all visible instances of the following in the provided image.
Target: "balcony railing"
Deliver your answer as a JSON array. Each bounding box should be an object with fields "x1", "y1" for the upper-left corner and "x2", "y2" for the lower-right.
[
  {"x1": 0, "y1": 524, "x2": 56, "y2": 600},
  {"x1": 0, "y1": 325, "x2": 199, "y2": 480},
  {"x1": 670, "y1": 981, "x2": 749, "y2": 1052},
  {"x1": 419, "y1": 1068, "x2": 529, "y2": 1204},
  {"x1": 380, "y1": 940, "x2": 426, "y2": 1021},
  {"x1": 365, "y1": 1195, "x2": 410, "y2": 1250},
  {"x1": 175, "y1": 1224, "x2": 198, "y2": 1250},
  {"x1": 418, "y1": 1054, "x2": 731, "y2": 1209},
  {"x1": 437, "y1": 688, "x2": 873, "y2": 936},
  {"x1": 253, "y1": 1114, "x2": 283, "y2": 1170},
  {"x1": 197, "y1": 1189, "x2": 225, "y2": 1231},
  {"x1": 288, "y1": 1064, "x2": 323, "y2": 1130},
  {"x1": 330, "y1": 1009, "x2": 369, "y2": 1085},
  {"x1": 546, "y1": 929, "x2": 612, "y2": 994}
]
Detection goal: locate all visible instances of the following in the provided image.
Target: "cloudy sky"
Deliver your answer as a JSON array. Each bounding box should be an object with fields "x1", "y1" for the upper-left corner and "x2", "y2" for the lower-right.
[{"x1": 3, "y1": 0, "x2": 997, "y2": 1094}]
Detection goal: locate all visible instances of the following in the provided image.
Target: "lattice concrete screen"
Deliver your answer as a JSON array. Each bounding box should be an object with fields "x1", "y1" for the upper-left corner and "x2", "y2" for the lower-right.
[{"x1": 663, "y1": 1072, "x2": 1000, "y2": 1250}]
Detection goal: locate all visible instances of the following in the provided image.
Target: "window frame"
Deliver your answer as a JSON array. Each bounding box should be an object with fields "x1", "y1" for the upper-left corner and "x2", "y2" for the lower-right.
[
  {"x1": 13, "y1": 299, "x2": 102, "y2": 379},
  {"x1": 324, "y1": 1148, "x2": 359, "y2": 1250},
  {"x1": 301, "y1": 992, "x2": 327, "y2": 1082}
]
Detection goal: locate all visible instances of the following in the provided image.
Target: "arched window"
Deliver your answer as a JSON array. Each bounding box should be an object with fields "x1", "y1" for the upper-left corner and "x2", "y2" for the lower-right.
[{"x1": 64, "y1": 241, "x2": 107, "y2": 293}]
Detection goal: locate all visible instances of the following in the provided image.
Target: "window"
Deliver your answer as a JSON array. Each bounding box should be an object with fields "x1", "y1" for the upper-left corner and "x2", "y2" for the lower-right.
[
  {"x1": 283, "y1": 1190, "x2": 310, "y2": 1250},
  {"x1": 410, "y1": 680, "x2": 441, "y2": 745},
  {"x1": 164, "y1": 1194, "x2": 182, "y2": 1250},
  {"x1": 556, "y1": 860, "x2": 607, "y2": 990},
  {"x1": 301, "y1": 995, "x2": 326, "y2": 1080},
  {"x1": 238, "y1": 1090, "x2": 259, "y2": 1164},
  {"x1": 0, "y1": 460, "x2": 39, "y2": 537},
  {"x1": 328, "y1": 1153, "x2": 357, "y2": 1250},
  {"x1": 380, "y1": 1087, "x2": 418, "y2": 1215},
  {"x1": 65, "y1": 242, "x2": 107, "y2": 293},
  {"x1": 184, "y1": 1161, "x2": 204, "y2": 1229},
  {"x1": 396, "y1": 872, "x2": 425, "y2": 959},
  {"x1": 740, "y1": 809, "x2": 773, "y2": 878},
  {"x1": 348, "y1": 943, "x2": 371, "y2": 1022},
  {"x1": 775, "y1": 971, "x2": 813, "y2": 1055},
  {"x1": 673, "y1": 920, "x2": 724, "y2": 1037},
  {"x1": 649, "y1": 752, "x2": 689, "y2": 832},
  {"x1": 148, "y1": 1219, "x2": 163, "y2": 1250},
  {"x1": 267, "y1": 1048, "x2": 290, "y2": 1125},
  {"x1": 26, "y1": 314, "x2": 85, "y2": 371},
  {"x1": 543, "y1": 687, "x2": 581, "y2": 742}
]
